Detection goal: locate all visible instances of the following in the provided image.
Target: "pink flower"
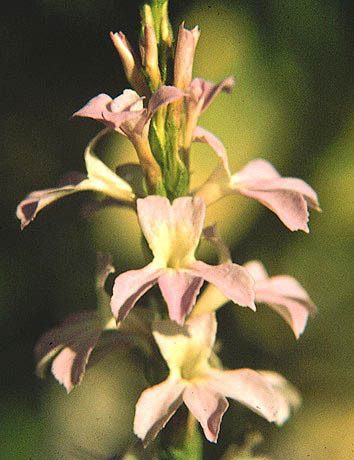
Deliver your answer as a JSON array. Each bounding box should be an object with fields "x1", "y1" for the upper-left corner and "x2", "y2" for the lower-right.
[
  {"x1": 174, "y1": 23, "x2": 200, "y2": 90},
  {"x1": 73, "y1": 86, "x2": 184, "y2": 144},
  {"x1": 34, "y1": 254, "x2": 117, "y2": 393},
  {"x1": 194, "y1": 131, "x2": 320, "y2": 232},
  {"x1": 16, "y1": 129, "x2": 135, "y2": 229},
  {"x1": 134, "y1": 314, "x2": 299, "y2": 445},
  {"x1": 111, "y1": 196, "x2": 255, "y2": 325}
]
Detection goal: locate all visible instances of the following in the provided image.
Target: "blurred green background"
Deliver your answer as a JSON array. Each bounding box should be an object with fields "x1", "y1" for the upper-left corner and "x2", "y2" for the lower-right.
[{"x1": 1, "y1": 0, "x2": 353, "y2": 459}]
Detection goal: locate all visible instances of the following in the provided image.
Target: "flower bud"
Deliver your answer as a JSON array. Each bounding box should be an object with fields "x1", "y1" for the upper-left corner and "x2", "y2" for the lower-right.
[
  {"x1": 110, "y1": 31, "x2": 149, "y2": 95},
  {"x1": 141, "y1": 24, "x2": 161, "y2": 90},
  {"x1": 174, "y1": 23, "x2": 200, "y2": 90}
]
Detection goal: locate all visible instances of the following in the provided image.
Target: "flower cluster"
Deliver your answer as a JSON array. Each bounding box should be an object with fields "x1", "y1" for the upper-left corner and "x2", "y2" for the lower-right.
[{"x1": 17, "y1": 1, "x2": 320, "y2": 456}]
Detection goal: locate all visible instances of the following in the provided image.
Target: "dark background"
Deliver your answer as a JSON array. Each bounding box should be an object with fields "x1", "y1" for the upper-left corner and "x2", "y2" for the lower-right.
[{"x1": 1, "y1": 1, "x2": 353, "y2": 459}]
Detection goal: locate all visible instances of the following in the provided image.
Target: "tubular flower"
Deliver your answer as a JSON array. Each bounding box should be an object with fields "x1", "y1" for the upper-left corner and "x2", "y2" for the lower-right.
[
  {"x1": 194, "y1": 133, "x2": 320, "y2": 232},
  {"x1": 16, "y1": 129, "x2": 135, "y2": 229},
  {"x1": 111, "y1": 195, "x2": 255, "y2": 325},
  {"x1": 134, "y1": 313, "x2": 299, "y2": 446}
]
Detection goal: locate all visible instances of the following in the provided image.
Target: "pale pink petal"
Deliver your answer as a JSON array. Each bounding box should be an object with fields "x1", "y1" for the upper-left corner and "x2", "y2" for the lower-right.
[
  {"x1": 189, "y1": 77, "x2": 235, "y2": 113},
  {"x1": 16, "y1": 179, "x2": 84, "y2": 230},
  {"x1": 34, "y1": 311, "x2": 99, "y2": 378},
  {"x1": 189, "y1": 261, "x2": 256, "y2": 311},
  {"x1": 183, "y1": 383, "x2": 228, "y2": 443},
  {"x1": 137, "y1": 196, "x2": 205, "y2": 265},
  {"x1": 243, "y1": 260, "x2": 269, "y2": 283},
  {"x1": 258, "y1": 371, "x2": 301, "y2": 425},
  {"x1": 51, "y1": 329, "x2": 102, "y2": 393},
  {"x1": 111, "y1": 264, "x2": 162, "y2": 323},
  {"x1": 146, "y1": 85, "x2": 185, "y2": 119},
  {"x1": 134, "y1": 379, "x2": 186, "y2": 447},
  {"x1": 72, "y1": 93, "x2": 113, "y2": 120},
  {"x1": 193, "y1": 126, "x2": 231, "y2": 175},
  {"x1": 158, "y1": 271, "x2": 203, "y2": 325},
  {"x1": 206, "y1": 368, "x2": 279, "y2": 422},
  {"x1": 254, "y1": 275, "x2": 316, "y2": 339},
  {"x1": 232, "y1": 159, "x2": 320, "y2": 232}
]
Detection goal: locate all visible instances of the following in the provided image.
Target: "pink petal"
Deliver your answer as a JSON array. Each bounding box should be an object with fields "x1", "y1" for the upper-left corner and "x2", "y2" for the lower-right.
[
  {"x1": 34, "y1": 311, "x2": 99, "y2": 377},
  {"x1": 206, "y1": 368, "x2": 279, "y2": 422},
  {"x1": 146, "y1": 85, "x2": 185, "y2": 119},
  {"x1": 257, "y1": 371, "x2": 301, "y2": 426},
  {"x1": 243, "y1": 260, "x2": 269, "y2": 283},
  {"x1": 51, "y1": 329, "x2": 102, "y2": 393},
  {"x1": 193, "y1": 126, "x2": 231, "y2": 175},
  {"x1": 134, "y1": 379, "x2": 186, "y2": 447},
  {"x1": 72, "y1": 93, "x2": 113, "y2": 121},
  {"x1": 16, "y1": 180, "x2": 83, "y2": 230},
  {"x1": 254, "y1": 275, "x2": 316, "y2": 339},
  {"x1": 189, "y1": 77, "x2": 235, "y2": 113},
  {"x1": 189, "y1": 261, "x2": 256, "y2": 311},
  {"x1": 183, "y1": 383, "x2": 228, "y2": 443},
  {"x1": 111, "y1": 264, "x2": 162, "y2": 323},
  {"x1": 158, "y1": 271, "x2": 204, "y2": 325},
  {"x1": 232, "y1": 159, "x2": 320, "y2": 232}
]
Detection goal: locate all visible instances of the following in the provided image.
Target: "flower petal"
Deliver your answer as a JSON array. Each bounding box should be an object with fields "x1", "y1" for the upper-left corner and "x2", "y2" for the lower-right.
[
  {"x1": 259, "y1": 279, "x2": 315, "y2": 338},
  {"x1": 137, "y1": 196, "x2": 205, "y2": 268},
  {"x1": 72, "y1": 93, "x2": 113, "y2": 121},
  {"x1": 183, "y1": 383, "x2": 229, "y2": 443},
  {"x1": 193, "y1": 126, "x2": 231, "y2": 175},
  {"x1": 16, "y1": 129, "x2": 135, "y2": 229},
  {"x1": 51, "y1": 329, "x2": 102, "y2": 393},
  {"x1": 245, "y1": 260, "x2": 316, "y2": 338},
  {"x1": 111, "y1": 264, "x2": 162, "y2": 323},
  {"x1": 189, "y1": 261, "x2": 256, "y2": 311},
  {"x1": 231, "y1": 159, "x2": 320, "y2": 232},
  {"x1": 34, "y1": 311, "x2": 99, "y2": 378},
  {"x1": 158, "y1": 271, "x2": 203, "y2": 325},
  {"x1": 189, "y1": 77, "x2": 235, "y2": 114},
  {"x1": 257, "y1": 371, "x2": 301, "y2": 425},
  {"x1": 146, "y1": 85, "x2": 186, "y2": 119},
  {"x1": 134, "y1": 379, "x2": 186, "y2": 447},
  {"x1": 206, "y1": 368, "x2": 279, "y2": 422}
]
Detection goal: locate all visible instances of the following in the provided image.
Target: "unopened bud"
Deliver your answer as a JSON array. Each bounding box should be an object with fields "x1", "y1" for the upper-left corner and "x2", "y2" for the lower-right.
[
  {"x1": 161, "y1": 1, "x2": 173, "y2": 48},
  {"x1": 174, "y1": 23, "x2": 200, "y2": 90},
  {"x1": 110, "y1": 31, "x2": 149, "y2": 95},
  {"x1": 141, "y1": 24, "x2": 161, "y2": 90}
]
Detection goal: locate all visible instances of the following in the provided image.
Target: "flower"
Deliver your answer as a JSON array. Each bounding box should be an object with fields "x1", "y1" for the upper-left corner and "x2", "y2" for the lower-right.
[
  {"x1": 111, "y1": 195, "x2": 255, "y2": 325},
  {"x1": 16, "y1": 129, "x2": 135, "y2": 229},
  {"x1": 194, "y1": 133, "x2": 320, "y2": 232},
  {"x1": 34, "y1": 254, "x2": 117, "y2": 393},
  {"x1": 73, "y1": 86, "x2": 184, "y2": 143},
  {"x1": 134, "y1": 313, "x2": 298, "y2": 445}
]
